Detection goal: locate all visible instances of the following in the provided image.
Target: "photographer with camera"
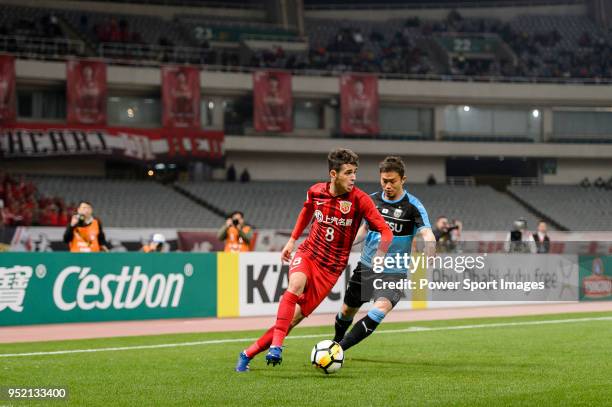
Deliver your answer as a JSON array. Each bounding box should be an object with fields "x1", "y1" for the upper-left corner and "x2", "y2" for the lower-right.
[
  {"x1": 218, "y1": 211, "x2": 253, "y2": 252},
  {"x1": 433, "y1": 215, "x2": 461, "y2": 253},
  {"x1": 63, "y1": 201, "x2": 109, "y2": 252},
  {"x1": 505, "y1": 218, "x2": 536, "y2": 253}
]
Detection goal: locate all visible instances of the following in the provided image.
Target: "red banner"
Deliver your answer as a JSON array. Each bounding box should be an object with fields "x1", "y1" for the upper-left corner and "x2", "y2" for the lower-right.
[
  {"x1": 162, "y1": 66, "x2": 201, "y2": 129},
  {"x1": 0, "y1": 123, "x2": 223, "y2": 162},
  {"x1": 66, "y1": 60, "x2": 107, "y2": 125},
  {"x1": 340, "y1": 74, "x2": 379, "y2": 135},
  {"x1": 0, "y1": 55, "x2": 16, "y2": 124},
  {"x1": 253, "y1": 70, "x2": 292, "y2": 132}
]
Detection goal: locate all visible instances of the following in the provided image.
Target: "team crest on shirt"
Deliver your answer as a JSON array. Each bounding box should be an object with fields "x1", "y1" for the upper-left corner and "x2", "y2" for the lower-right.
[
  {"x1": 338, "y1": 200, "x2": 352, "y2": 214},
  {"x1": 393, "y1": 208, "x2": 403, "y2": 218}
]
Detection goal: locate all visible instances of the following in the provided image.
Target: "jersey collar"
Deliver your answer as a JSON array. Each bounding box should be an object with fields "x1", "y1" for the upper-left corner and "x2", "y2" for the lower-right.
[
  {"x1": 381, "y1": 190, "x2": 407, "y2": 204},
  {"x1": 327, "y1": 182, "x2": 349, "y2": 198}
]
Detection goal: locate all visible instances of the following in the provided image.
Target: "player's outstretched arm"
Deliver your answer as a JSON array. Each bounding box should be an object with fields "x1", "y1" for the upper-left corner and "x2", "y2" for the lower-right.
[
  {"x1": 352, "y1": 222, "x2": 369, "y2": 246},
  {"x1": 281, "y1": 238, "x2": 295, "y2": 263},
  {"x1": 359, "y1": 194, "x2": 393, "y2": 257},
  {"x1": 282, "y1": 193, "x2": 315, "y2": 263},
  {"x1": 419, "y1": 227, "x2": 436, "y2": 260}
]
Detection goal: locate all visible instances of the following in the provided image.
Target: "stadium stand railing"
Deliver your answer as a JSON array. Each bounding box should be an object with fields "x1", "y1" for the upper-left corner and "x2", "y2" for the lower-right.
[{"x1": 0, "y1": 34, "x2": 85, "y2": 59}]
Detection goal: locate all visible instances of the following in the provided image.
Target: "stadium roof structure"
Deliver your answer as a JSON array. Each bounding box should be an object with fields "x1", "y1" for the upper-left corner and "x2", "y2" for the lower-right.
[{"x1": 304, "y1": 0, "x2": 583, "y2": 7}]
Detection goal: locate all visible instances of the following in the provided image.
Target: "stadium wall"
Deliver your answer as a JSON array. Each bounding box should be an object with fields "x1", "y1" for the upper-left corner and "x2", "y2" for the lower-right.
[
  {"x1": 543, "y1": 158, "x2": 612, "y2": 184},
  {"x1": 16, "y1": 60, "x2": 612, "y2": 106},
  {"x1": 4, "y1": 252, "x2": 605, "y2": 326},
  {"x1": 0, "y1": 158, "x2": 105, "y2": 177},
  {"x1": 224, "y1": 151, "x2": 446, "y2": 183},
  {"x1": 224, "y1": 135, "x2": 612, "y2": 161}
]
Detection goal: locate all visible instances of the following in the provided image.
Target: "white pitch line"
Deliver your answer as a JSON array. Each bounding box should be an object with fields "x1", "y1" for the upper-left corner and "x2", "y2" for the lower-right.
[{"x1": 0, "y1": 316, "x2": 610, "y2": 358}]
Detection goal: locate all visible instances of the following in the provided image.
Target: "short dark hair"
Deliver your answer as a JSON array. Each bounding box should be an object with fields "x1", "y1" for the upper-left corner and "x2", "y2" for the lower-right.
[
  {"x1": 379, "y1": 156, "x2": 405, "y2": 178},
  {"x1": 230, "y1": 211, "x2": 244, "y2": 218},
  {"x1": 436, "y1": 215, "x2": 448, "y2": 222},
  {"x1": 328, "y1": 148, "x2": 359, "y2": 172},
  {"x1": 78, "y1": 201, "x2": 93, "y2": 207}
]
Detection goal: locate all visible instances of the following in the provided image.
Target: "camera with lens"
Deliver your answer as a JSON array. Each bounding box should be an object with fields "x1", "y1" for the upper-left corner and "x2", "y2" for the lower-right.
[
  {"x1": 510, "y1": 219, "x2": 527, "y2": 242},
  {"x1": 77, "y1": 214, "x2": 86, "y2": 227},
  {"x1": 232, "y1": 218, "x2": 240, "y2": 227}
]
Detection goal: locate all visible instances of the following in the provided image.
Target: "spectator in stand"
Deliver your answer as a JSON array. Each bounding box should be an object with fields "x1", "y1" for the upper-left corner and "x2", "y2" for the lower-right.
[
  {"x1": 240, "y1": 168, "x2": 251, "y2": 183},
  {"x1": 426, "y1": 174, "x2": 437, "y2": 186},
  {"x1": 533, "y1": 220, "x2": 550, "y2": 254},
  {"x1": 109, "y1": 18, "x2": 121, "y2": 42},
  {"x1": 5, "y1": 202, "x2": 23, "y2": 226},
  {"x1": 58, "y1": 208, "x2": 69, "y2": 226},
  {"x1": 119, "y1": 19, "x2": 130, "y2": 42},
  {"x1": 226, "y1": 164, "x2": 237, "y2": 182}
]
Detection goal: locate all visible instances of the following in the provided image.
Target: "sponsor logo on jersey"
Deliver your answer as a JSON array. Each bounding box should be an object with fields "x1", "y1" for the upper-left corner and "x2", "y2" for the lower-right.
[
  {"x1": 339, "y1": 200, "x2": 352, "y2": 214},
  {"x1": 385, "y1": 221, "x2": 404, "y2": 233},
  {"x1": 315, "y1": 210, "x2": 324, "y2": 222},
  {"x1": 314, "y1": 211, "x2": 353, "y2": 227}
]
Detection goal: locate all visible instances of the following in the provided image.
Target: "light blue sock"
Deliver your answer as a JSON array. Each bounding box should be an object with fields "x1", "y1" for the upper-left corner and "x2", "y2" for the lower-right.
[{"x1": 367, "y1": 308, "x2": 386, "y2": 323}]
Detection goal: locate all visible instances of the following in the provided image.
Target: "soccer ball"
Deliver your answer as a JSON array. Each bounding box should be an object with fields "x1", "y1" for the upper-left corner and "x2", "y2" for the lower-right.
[{"x1": 310, "y1": 340, "x2": 344, "y2": 374}]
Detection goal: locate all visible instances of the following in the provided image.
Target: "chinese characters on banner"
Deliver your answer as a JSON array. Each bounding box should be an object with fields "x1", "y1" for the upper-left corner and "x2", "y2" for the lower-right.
[
  {"x1": 66, "y1": 59, "x2": 107, "y2": 125},
  {"x1": 162, "y1": 66, "x2": 201, "y2": 129},
  {"x1": 0, "y1": 123, "x2": 224, "y2": 162},
  {"x1": 340, "y1": 74, "x2": 379, "y2": 135},
  {"x1": 0, "y1": 55, "x2": 16, "y2": 124},
  {"x1": 253, "y1": 70, "x2": 293, "y2": 132}
]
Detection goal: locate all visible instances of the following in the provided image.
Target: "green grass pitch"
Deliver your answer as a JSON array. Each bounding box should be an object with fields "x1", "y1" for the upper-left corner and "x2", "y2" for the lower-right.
[{"x1": 1, "y1": 311, "x2": 610, "y2": 406}]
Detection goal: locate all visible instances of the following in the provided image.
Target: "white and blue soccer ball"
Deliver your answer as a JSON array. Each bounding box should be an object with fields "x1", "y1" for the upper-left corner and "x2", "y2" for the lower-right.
[{"x1": 310, "y1": 340, "x2": 344, "y2": 374}]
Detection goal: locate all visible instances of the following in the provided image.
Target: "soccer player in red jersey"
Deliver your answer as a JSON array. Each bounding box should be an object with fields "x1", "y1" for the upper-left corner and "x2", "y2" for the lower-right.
[{"x1": 235, "y1": 148, "x2": 393, "y2": 371}]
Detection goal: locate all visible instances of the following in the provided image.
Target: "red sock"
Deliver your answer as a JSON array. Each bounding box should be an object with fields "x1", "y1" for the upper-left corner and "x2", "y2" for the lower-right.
[
  {"x1": 244, "y1": 326, "x2": 274, "y2": 358},
  {"x1": 271, "y1": 291, "x2": 299, "y2": 347}
]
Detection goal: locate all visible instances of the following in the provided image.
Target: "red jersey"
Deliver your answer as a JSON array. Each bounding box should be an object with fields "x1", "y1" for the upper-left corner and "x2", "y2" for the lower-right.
[{"x1": 290, "y1": 182, "x2": 392, "y2": 275}]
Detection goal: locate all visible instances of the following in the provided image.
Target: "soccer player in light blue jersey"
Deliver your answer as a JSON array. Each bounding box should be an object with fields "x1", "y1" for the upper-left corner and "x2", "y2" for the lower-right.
[{"x1": 333, "y1": 156, "x2": 436, "y2": 350}]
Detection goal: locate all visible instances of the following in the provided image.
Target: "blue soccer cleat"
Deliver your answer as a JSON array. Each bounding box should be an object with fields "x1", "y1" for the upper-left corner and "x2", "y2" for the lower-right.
[
  {"x1": 265, "y1": 346, "x2": 283, "y2": 366},
  {"x1": 235, "y1": 351, "x2": 251, "y2": 372}
]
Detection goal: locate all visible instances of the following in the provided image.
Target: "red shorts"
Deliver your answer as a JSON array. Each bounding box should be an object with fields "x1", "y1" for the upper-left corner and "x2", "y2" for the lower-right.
[{"x1": 289, "y1": 251, "x2": 340, "y2": 317}]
